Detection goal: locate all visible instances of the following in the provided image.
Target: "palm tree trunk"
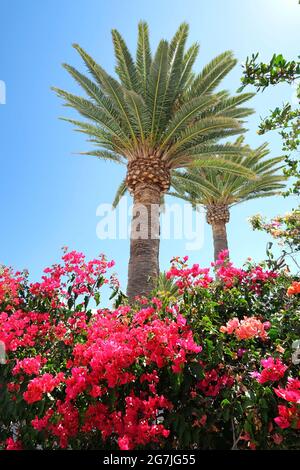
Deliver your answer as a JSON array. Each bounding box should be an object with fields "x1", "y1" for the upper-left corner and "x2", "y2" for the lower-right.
[
  {"x1": 127, "y1": 183, "x2": 161, "y2": 301},
  {"x1": 211, "y1": 221, "x2": 228, "y2": 262}
]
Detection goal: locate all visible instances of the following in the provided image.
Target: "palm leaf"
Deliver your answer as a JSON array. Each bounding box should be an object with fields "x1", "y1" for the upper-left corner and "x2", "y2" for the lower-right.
[
  {"x1": 112, "y1": 178, "x2": 128, "y2": 207},
  {"x1": 165, "y1": 116, "x2": 242, "y2": 158},
  {"x1": 167, "y1": 23, "x2": 189, "y2": 101},
  {"x1": 77, "y1": 150, "x2": 126, "y2": 164},
  {"x1": 73, "y1": 44, "x2": 137, "y2": 143},
  {"x1": 161, "y1": 95, "x2": 218, "y2": 148},
  {"x1": 178, "y1": 43, "x2": 200, "y2": 91},
  {"x1": 147, "y1": 40, "x2": 169, "y2": 139},
  {"x1": 187, "y1": 51, "x2": 237, "y2": 98},
  {"x1": 112, "y1": 29, "x2": 139, "y2": 92},
  {"x1": 136, "y1": 21, "x2": 152, "y2": 96}
]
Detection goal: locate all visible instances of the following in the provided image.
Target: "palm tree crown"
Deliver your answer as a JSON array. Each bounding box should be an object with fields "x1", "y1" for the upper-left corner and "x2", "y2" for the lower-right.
[
  {"x1": 170, "y1": 138, "x2": 285, "y2": 207},
  {"x1": 53, "y1": 22, "x2": 256, "y2": 178},
  {"x1": 169, "y1": 137, "x2": 286, "y2": 259}
]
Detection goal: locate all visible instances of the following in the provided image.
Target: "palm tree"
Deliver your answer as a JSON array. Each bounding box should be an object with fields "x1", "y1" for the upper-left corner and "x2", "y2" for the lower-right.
[
  {"x1": 52, "y1": 22, "x2": 255, "y2": 301},
  {"x1": 168, "y1": 138, "x2": 286, "y2": 260}
]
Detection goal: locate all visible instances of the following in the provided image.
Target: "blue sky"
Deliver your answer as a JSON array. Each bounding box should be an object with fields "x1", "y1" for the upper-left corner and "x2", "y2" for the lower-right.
[{"x1": 0, "y1": 0, "x2": 299, "y2": 293}]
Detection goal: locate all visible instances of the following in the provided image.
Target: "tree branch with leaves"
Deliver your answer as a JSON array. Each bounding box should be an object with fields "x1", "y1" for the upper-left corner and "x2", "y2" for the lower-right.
[{"x1": 240, "y1": 53, "x2": 300, "y2": 195}]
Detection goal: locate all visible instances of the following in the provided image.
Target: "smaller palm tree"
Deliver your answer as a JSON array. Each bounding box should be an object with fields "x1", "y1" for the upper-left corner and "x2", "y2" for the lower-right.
[{"x1": 169, "y1": 138, "x2": 286, "y2": 260}]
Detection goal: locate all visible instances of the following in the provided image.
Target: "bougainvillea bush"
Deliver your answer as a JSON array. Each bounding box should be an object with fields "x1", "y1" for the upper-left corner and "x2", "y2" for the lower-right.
[{"x1": 0, "y1": 249, "x2": 300, "y2": 450}]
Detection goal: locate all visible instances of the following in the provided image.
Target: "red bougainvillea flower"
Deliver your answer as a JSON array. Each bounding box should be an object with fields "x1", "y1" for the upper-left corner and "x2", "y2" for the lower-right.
[
  {"x1": 239, "y1": 432, "x2": 257, "y2": 450},
  {"x1": 166, "y1": 262, "x2": 213, "y2": 292},
  {"x1": 23, "y1": 372, "x2": 65, "y2": 404},
  {"x1": 5, "y1": 437, "x2": 23, "y2": 450},
  {"x1": 271, "y1": 433, "x2": 283, "y2": 445},
  {"x1": 167, "y1": 252, "x2": 277, "y2": 294},
  {"x1": 197, "y1": 367, "x2": 234, "y2": 397},
  {"x1": 0, "y1": 267, "x2": 24, "y2": 308},
  {"x1": 250, "y1": 357, "x2": 288, "y2": 384},
  {"x1": 273, "y1": 378, "x2": 300, "y2": 430},
  {"x1": 274, "y1": 378, "x2": 300, "y2": 403},
  {"x1": 274, "y1": 405, "x2": 300, "y2": 430}
]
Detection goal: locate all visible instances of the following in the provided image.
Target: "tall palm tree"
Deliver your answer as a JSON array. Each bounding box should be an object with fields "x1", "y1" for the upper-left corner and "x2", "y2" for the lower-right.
[
  {"x1": 168, "y1": 138, "x2": 286, "y2": 260},
  {"x1": 52, "y1": 22, "x2": 255, "y2": 300}
]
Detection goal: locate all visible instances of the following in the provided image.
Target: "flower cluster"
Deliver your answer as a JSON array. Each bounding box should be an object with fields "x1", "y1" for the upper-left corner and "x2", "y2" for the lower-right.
[
  {"x1": 250, "y1": 210, "x2": 300, "y2": 250},
  {"x1": 212, "y1": 250, "x2": 278, "y2": 291},
  {"x1": 24, "y1": 373, "x2": 65, "y2": 404},
  {"x1": 167, "y1": 251, "x2": 277, "y2": 293},
  {"x1": 0, "y1": 310, "x2": 51, "y2": 352},
  {"x1": 30, "y1": 250, "x2": 114, "y2": 304},
  {"x1": 274, "y1": 378, "x2": 300, "y2": 430},
  {"x1": 0, "y1": 267, "x2": 23, "y2": 308},
  {"x1": 287, "y1": 281, "x2": 300, "y2": 296},
  {"x1": 275, "y1": 378, "x2": 300, "y2": 403},
  {"x1": 220, "y1": 316, "x2": 268, "y2": 341},
  {"x1": 5, "y1": 303, "x2": 201, "y2": 449},
  {"x1": 166, "y1": 256, "x2": 213, "y2": 292},
  {"x1": 12, "y1": 356, "x2": 46, "y2": 376},
  {"x1": 274, "y1": 405, "x2": 300, "y2": 430},
  {"x1": 5, "y1": 438, "x2": 23, "y2": 451},
  {"x1": 1, "y1": 249, "x2": 300, "y2": 450},
  {"x1": 251, "y1": 357, "x2": 288, "y2": 384},
  {"x1": 197, "y1": 366, "x2": 234, "y2": 397}
]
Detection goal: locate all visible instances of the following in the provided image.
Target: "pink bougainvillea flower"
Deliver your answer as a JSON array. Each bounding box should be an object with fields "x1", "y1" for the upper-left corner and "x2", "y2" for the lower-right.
[{"x1": 251, "y1": 357, "x2": 287, "y2": 384}]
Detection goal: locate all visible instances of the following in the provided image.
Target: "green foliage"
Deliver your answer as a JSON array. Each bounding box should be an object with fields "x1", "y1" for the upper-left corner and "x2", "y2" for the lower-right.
[
  {"x1": 240, "y1": 53, "x2": 300, "y2": 91},
  {"x1": 240, "y1": 53, "x2": 300, "y2": 196},
  {"x1": 162, "y1": 263, "x2": 300, "y2": 450},
  {"x1": 250, "y1": 209, "x2": 300, "y2": 271}
]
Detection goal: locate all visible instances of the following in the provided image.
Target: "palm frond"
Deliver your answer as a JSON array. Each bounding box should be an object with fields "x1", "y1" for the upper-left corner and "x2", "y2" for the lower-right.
[
  {"x1": 112, "y1": 29, "x2": 139, "y2": 92},
  {"x1": 72, "y1": 44, "x2": 137, "y2": 143},
  {"x1": 191, "y1": 158, "x2": 256, "y2": 179},
  {"x1": 77, "y1": 150, "x2": 126, "y2": 164},
  {"x1": 136, "y1": 21, "x2": 152, "y2": 96},
  {"x1": 112, "y1": 178, "x2": 128, "y2": 207},
  {"x1": 161, "y1": 95, "x2": 218, "y2": 148},
  {"x1": 125, "y1": 90, "x2": 150, "y2": 142},
  {"x1": 165, "y1": 116, "x2": 242, "y2": 159},
  {"x1": 147, "y1": 40, "x2": 169, "y2": 139},
  {"x1": 167, "y1": 23, "x2": 189, "y2": 100},
  {"x1": 178, "y1": 43, "x2": 200, "y2": 91},
  {"x1": 168, "y1": 140, "x2": 286, "y2": 208},
  {"x1": 59, "y1": 117, "x2": 126, "y2": 154},
  {"x1": 52, "y1": 87, "x2": 131, "y2": 145},
  {"x1": 187, "y1": 51, "x2": 237, "y2": 98}
]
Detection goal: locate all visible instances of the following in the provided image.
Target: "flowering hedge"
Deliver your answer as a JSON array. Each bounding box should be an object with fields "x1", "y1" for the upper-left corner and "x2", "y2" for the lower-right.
[{"x1": 0, "y1": 249, "x2": 299, "y2": 450}]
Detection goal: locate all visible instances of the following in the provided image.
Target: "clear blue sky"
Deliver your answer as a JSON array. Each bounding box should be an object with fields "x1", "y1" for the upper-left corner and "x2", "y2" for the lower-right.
[{"x1": 0, "y1": 0, "x2": 299, "y2": 293}]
